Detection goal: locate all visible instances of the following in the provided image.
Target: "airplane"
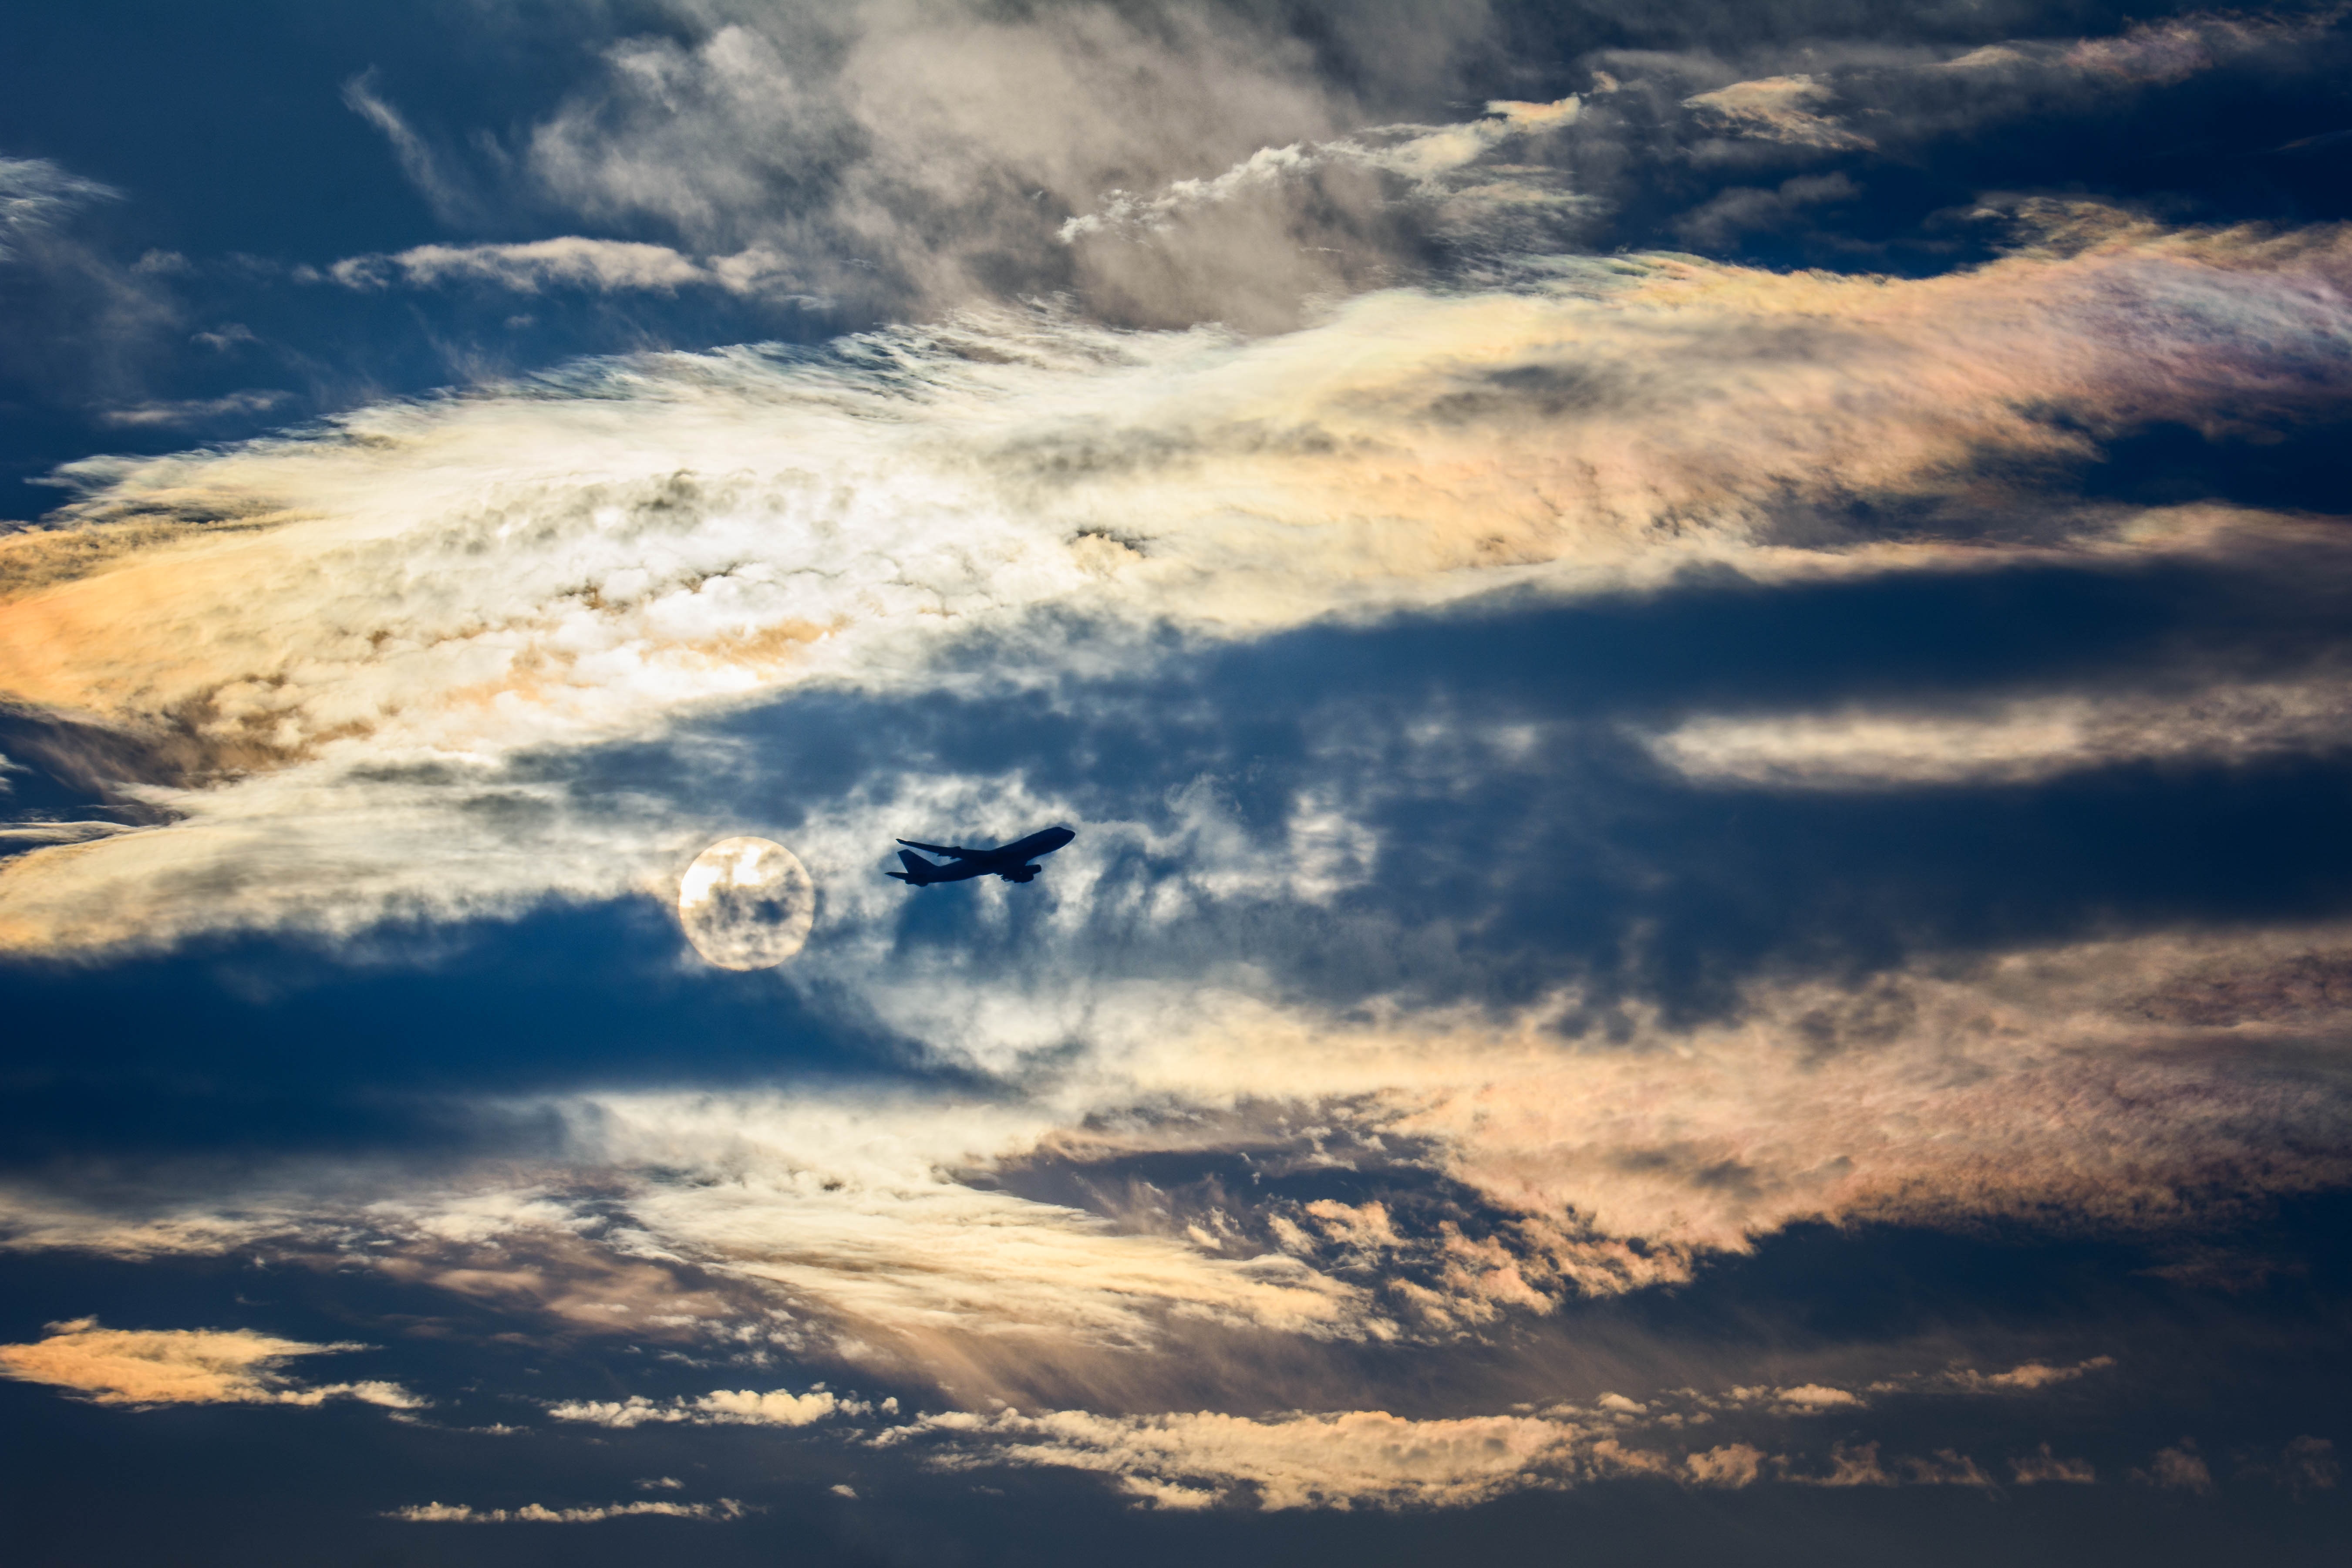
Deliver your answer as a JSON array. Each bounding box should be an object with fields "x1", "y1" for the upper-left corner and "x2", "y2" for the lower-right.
[{"x1": 888, "y1": 825, "x2": 1075, "y2": 886}]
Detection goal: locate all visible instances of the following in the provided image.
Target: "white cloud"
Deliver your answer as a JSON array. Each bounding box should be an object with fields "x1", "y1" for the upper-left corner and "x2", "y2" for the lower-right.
[
  {"x1": 1764, "y1": 1384, "x2": 1861, "y2": 1413},
  {"x1": 550, "y1": 1386, "x2": 861, "y2": 1428},
  {"x1": 1056, "y1": 95, "x2": 1583, "y2": 244},
  {"x1": 1644, "y1": 685, "x2": 2352, "y2": 789},
  {"x1": 325, "y1": 238, "x2": 816, "y2": 302}
]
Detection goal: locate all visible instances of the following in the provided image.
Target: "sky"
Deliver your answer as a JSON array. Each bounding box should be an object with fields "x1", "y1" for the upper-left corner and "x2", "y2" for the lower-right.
[{"x1": 2, "y1": 2, "x2": 2351, "y2": 1562}]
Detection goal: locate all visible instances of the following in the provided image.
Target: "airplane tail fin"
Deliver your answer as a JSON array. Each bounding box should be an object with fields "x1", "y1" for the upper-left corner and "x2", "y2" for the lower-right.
[{"x1": 891, "y1": 849, "x2": 940, "y2": 885}]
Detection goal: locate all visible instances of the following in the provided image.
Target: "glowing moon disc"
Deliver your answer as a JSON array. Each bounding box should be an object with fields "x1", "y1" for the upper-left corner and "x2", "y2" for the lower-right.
[{"x1": 677, "y1": 837, "x2": 815, "y2": 970}]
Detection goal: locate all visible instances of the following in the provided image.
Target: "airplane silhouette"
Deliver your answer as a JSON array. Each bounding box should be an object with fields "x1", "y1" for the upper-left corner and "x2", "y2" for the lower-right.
[{"x1": 888, "y1": 826, "x2": 1075, "y2": 886}]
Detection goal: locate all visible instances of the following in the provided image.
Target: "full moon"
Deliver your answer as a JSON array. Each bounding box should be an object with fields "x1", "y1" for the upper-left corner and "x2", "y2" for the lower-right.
[{"x1": 677, "y1": 837, "x2": 816, "y2": 970}]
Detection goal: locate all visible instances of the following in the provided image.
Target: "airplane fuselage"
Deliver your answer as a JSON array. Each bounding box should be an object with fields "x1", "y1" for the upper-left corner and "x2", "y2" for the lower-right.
[{"x1": 889, "y1": 826, "x2": 1075, "y2": 886}]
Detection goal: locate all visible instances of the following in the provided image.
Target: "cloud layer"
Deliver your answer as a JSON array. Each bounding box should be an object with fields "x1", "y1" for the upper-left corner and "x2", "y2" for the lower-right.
[
  {"x1": 5, "y1": 4, "x2": 2351, "y2": 1541},
  {"x1": 7, "y1": 204, "x2": 2350, "y2": 954}
]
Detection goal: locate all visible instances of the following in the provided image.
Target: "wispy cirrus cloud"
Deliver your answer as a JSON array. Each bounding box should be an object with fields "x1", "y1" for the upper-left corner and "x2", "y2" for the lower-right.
[
  {"x1": 0, "y1": 157, "x2": 118, "y2": 259},
  {"x1": 340, "y1": 69, "x2": 480, "y2": 227}
]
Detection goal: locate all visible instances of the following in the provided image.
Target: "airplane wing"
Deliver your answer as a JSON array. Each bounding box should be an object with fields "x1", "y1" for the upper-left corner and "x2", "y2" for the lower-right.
[{"x1": 898, "y1": 838, "x2": 984, "y2": 860}]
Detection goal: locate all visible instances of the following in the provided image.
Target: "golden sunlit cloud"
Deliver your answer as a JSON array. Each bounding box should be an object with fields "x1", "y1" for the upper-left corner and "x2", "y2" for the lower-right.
[{"x1": 0, "y1": 1317, "x2": 421, "y2": 1409}]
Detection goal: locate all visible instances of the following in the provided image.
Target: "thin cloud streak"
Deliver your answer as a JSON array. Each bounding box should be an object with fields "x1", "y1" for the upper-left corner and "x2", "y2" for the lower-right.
[
  {"x1": 385, "y1": 1498, "x2": 752, "y2": 1522},
  {"x1": 1645, "y1": 681, "x2": 2352, "y2": 789}
]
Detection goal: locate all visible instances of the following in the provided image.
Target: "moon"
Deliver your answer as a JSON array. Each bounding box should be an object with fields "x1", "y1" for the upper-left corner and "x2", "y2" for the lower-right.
[{"x1": 677, "y1": 837, "x2": 815, "y2": 970}]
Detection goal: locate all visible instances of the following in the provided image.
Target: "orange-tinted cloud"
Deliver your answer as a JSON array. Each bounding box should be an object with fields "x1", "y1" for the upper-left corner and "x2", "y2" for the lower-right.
[{"x1": 0, "y1": 1316, "x2": 419, "y2": 1409}]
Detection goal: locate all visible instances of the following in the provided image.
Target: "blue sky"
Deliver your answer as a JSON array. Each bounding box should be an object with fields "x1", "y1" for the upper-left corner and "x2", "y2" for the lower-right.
[{"x1": 4, "y1": 3, "x2": 2352, "y2": 1561}]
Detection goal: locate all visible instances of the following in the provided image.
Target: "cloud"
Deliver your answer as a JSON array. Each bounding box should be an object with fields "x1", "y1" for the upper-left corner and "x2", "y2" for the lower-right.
[
  {"x1": 1642, "y1": 9, "x2": 2352, "y2": 179},
  {"x1": 1763, "y1": 1384, "x2": 1862, "y2": 1413},
  {"x1": 190, "y1": 323, "x2": 258, "y2": 352},
  {"x1": 1684, "y1": 1444, "x2": 1767, "y2": 1487},
  {"x1": 2133, "y1": 1439, "x2": 2216, "y2": 1492},
  {"x1": 488, "y1": 2, "x2": 1561, "y2": 330},
  {"x1": 2011, "y1": 1443, "x2": 2097, "y2": 1484},
  {"x1": 7, "y1": 213, "x2": 2352, "y2": 956},
  {"x1": 1897, "y1": 1449, "x2": 1998, "y2": 1488},
  {"x1": 0, "y1": 820, "x2": 137, "y2": 850},
  {"x1": 0, "y1": 1317, "x2": 419, "y2": 1408},
  {"x1": 386, "y1": 1498, "x2": 750, "y2": 1523},
  {"x1": 0, "y1": 157, "x2": 118, "y2": 260},
  {"x1": 1670, "y1": 171, "x2": 1858, "y2": 247},
  {"x1": 1959, "y1": 1359, "x2": 2116, "y2": 1393},
  {"x1": 1055, "y1": 95, "x2": 1585, "y2": 241},
  {"x1": 5, "y1": 921, "x2": 2348, "y2": 1390},
  {"x1": 95, "y1": 390, "x2": 290, "y2": 428},
  {"x1": 1682, "y1": 75, "x2": 1873, "y2": 150},
  {"x1": 894, "y1": 1359, "x2": 2091, "y2": 1509},
  {"x1": 0, "y1": 156, "x2": 180, "y2": 401},
  {"x1": 342, "y1": 69, "x2": 478, "y2": 226},
  {"x1": 550, "y1": 1386, "x2": 863, "y2": 1428},
  {"x1": 1797, "y1": 1440, "x2": 1897, "y2": 1487},
  {"x1": 325, "y1": 238, "x2": 818, "y2": 303},
  {"x1": 1644, "y1": 682, "x2": 2352, "y2": 790}
]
